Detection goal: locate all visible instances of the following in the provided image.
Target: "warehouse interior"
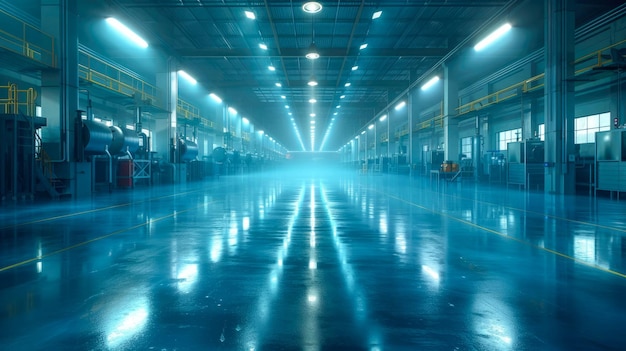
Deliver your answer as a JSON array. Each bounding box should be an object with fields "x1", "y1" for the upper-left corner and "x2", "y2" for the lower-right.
[{"x1": 2, "y1": 0, "x2": 626, "y2": 350}]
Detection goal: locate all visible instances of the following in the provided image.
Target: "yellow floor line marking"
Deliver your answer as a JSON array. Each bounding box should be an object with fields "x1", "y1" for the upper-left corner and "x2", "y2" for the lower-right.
[
  {"x1": 0, "y1": 186, "x2": 217, "y2": 230},
  {"x1": 381, "y1": 191, "x2": 626, "y2": 280},
  {"x1": 0, "y1": 201, "x2": 212, "y2": 273},
  {"x1": 406, "y1": 180, "x2": 626, "y2": 234}
]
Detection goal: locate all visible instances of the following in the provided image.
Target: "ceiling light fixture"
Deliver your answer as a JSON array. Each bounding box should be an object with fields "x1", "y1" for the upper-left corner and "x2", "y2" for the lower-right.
[
  {"x1": 281, "y1": 95, "x2": 286, "y2": 99},
  {"x1": 368, "y1": 124, "x2": 374, "y2": 130},
  {"x1": 474, "y1": 23, "x2": 512, "y2": 51},
  {"x1": 259, "y1": 43, "x2": 268, "y2": 50},
  {"x1": 228, "y1": 107, "x2": 237, "y2": 114},
  {"x1": 244, "y1": 11, "x2": 256, "y2": 20},
  {"x1": 209, "y1": 93, "x2": 222, "y2": 103},
  {"x1": 302, "y1": 2, "x2": 323, "y2": 13},
  {"x1": 351, "y1": 65, "x2": 358, "y2": 71},
  {"x1": 275, "y1": 82, "x2": 282, "y2": 87},
  {"x1": 379, "y1": 114, "x2": 387, "y2": 122},
  {"x1": 359, "y1": 43, "x2": 368, "y2": 50},
  {"x1": 307, "y1": 75, "x2": 318, "y2": 86},
  {"x1": 177, "y1": 70, "x2": 197, "y2": 85},
  {"x1": 310, "y1": 113, "x2": 316, "y2": 117},
  {"x1": 344, "y1": 82, "x2": 351, "y2": 87},
  {"x1": 340, "y1": 95, "x2": 345, "y2": 99},
  {"x1": 106, "y1": 17, "x2": 148, "y2": 48},
  {"x1": 372, "y1": 10, "x2": 382, "y2": 19},
  {"x1": 268, "y1": 65, "x2": 276, "y2": 71},
  {"x1": 395, "y1": 101, "x2": 406, "y2": 110},
  {"x1": 421, "y1": 76, "x2": 440, "y2": 91},
  {"x1": 309, "y1": 98, "x2": 317, "y2": 103},
  {"x1": 306, "y1": 42, "x2": 320, "y2": 60}
]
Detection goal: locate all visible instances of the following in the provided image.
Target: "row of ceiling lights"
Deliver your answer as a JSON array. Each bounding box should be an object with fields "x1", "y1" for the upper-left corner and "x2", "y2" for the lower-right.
[
  {"x1": 244, "y1": 2, "x2": 385, "y2": 151},
  {"x1": 342, "y1": 22, "x2": 513, "y2": 151}
]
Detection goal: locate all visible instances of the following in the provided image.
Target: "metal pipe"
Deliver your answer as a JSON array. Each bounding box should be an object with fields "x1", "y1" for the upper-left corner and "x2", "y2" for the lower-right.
[{"x1": 105, "y1": 145, "x2": 112, "y2": 193}]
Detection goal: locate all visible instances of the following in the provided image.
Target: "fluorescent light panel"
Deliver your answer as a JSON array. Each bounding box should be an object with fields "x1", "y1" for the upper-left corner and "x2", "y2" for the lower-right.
[
  {"x1": 474, "y1": 23, "x2": 512, "y2": 51},
  {"x1": 395, "y1": 101, "x2": 406, "y2": 110},
  {"x1": 178, "y1": 70, "x2": 197, "y2": 85},
  {"x1": 379, "y1": 114, "x2": 387, "y2": 122},
  {"x1": 259, "y1": 43, "x2": 268, "y2": 50},
  {"x1": 372, "y1": 10, "x2": 382, "y2": 19},
  {"x1": 359, "y1": 43, "x2": 368, "y2": 50},
  {"x1": 421, "y1": 76, "x2": 440, "y2": 91},
  {"x1": 209, "y1": 93, "x2": 222, "y2": 103},
  {"x1": 106, "y1": 17, "x2": 148, "y2": 48},
  {"x1": 244, "y1": 11, "x2": 256, "y2": 20}
]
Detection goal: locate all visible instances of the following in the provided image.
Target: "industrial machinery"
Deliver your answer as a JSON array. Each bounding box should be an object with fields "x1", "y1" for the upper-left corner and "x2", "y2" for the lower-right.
[
  {"x1": 596, "y1": 129, "x2": 626, "y2": 196},
  {"x1": 80, "y1": 119, "x2": 142, "y2": 191},
  {"x1": 507, "y1": 139, "x2": 544, "y2": 189},
  {"x1": 575, "y1": 143, "x2": 596, "y2": 195}
]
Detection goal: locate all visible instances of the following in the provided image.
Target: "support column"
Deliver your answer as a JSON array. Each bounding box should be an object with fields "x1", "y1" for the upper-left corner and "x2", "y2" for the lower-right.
[
  {"x1": 544, "y1": 0, "x2": 575, "y2": 194},
  {"x1": 41, "y1": 0, "x2": 79, "y2": 162},
  {"x1": 443, "y1": 64, "x2": 459, "y2": 162},
  {"x1": 155, "y1": 63, "x2": 178, "y2": 163}
]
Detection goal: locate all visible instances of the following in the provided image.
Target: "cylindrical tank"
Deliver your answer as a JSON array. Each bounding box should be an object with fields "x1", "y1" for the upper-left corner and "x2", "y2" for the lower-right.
[
  {"x1": 178, "y1": 138, "x2": 199, "y2": 161},
  {"x1": 212, "y1": 147, "x2": 226, "y2": 163},
  {"x1": 122, "y1": 128, "x2": 140, "y2": 154},
  {"x1": 109, "y1": 125, "x2": 125, "y2": 155},
  {"x1": 109, "y1": 126, "x2": 141, "y2": 155},
  {"x1": 82, "y1": 120, "x2": 112, "y2": 154}
]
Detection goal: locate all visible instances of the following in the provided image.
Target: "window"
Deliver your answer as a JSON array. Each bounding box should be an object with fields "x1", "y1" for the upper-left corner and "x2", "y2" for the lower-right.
[
  {"x1": 461, "y1": 137, "x2": 472, "y2": 159},
  {"x1": 575, "y1": 112, "x2": 610, "y2": 144},
  {"x1": 538, "y1": 124, "x2": 545, "y2": 141},
  {"x1": 497, "y1": 128, "x2": 521, "y2": 151}
]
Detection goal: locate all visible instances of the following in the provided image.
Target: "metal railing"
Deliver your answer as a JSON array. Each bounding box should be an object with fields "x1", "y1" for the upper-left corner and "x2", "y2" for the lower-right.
[
  {"x1": 416, "y1": 101, "x2": 444, "y2": 130},
  {"x1": 456, "y1": 74, "x2": 544, "y2": 115},
  {"x1": 0, "y1": 8, "x2": 56, "y2": 67},
  {"x1": 177, "y1": 98, "x2": 201, "y2": 122},
  {"x1": 574, "y1": 38, "x2": 626, "y2": 75},
  {"x1": 456, "y1": 39, "x2": 626, "y2": 117},
  {"x1": 0, "y1": 82, "x2": 37, "y2": 116},
  {"x1": 78, "y1": 48, "x2": 159, "y2": 105}
]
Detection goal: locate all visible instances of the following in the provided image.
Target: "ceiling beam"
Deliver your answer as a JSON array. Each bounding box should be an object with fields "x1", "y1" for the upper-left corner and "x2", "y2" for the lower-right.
[{"x1": 180, "y1": 47, "x2": 449, "y2": 58}]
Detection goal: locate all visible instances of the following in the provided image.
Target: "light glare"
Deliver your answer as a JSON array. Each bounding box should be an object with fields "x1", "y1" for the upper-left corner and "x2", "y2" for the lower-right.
[
  {"x1": 474, "y1": 23, "x2": 512, "y2": 51},
  {"x1": 421, "y1": 76, "x2": 440, "y2": 91},
  {"x1": 106, "y1": 18, "x2": 148, "y2": 48},
  {"x1": 178, "y1": 70, "x2": 197, "y2": 85}
]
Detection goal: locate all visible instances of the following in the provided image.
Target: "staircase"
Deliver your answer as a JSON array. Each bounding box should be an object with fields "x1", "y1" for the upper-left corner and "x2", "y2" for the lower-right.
[{"x1": 34, "y1": 131, "x2": 65, "y2": 199}]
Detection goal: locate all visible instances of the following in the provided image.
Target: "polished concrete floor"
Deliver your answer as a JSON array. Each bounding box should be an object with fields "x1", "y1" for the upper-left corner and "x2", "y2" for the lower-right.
[{"x1": 1, "y1": 169, "x2": 626, "y2": 350}]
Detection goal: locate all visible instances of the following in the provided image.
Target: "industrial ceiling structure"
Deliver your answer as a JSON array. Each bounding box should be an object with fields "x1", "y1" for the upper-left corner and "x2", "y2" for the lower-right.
[{"x1": 76, "y1": 0, "x2": 625, "y2": 152}]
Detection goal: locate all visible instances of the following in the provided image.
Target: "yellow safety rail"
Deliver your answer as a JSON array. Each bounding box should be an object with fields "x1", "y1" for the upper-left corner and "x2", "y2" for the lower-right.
[
  {"x1": 456, "y1": 40, "x2": 626, "y2": 117},
  {"x1": 242, "y1": 131, "x2": 250, "y2": 142},
  {"x1": 177, "y1": 98, "x2": 201, "y2": 122},
  {"x1": 574, "y1": 38, "x2": 626, "y2": 75},
  {"x1": 394, "y1": 128, "x2": 409, "y2": 139},
  {"x1": 0, "y1": 82, "x2": 37, "y2": 116},
  {"x1": 380, "y1": 132, "x2": 388, "y2": 143},
  {"x1": 78, "y1": 49, "x2": 159, "y2": 105},
  {"x1": 416, "y1": 101, "x2": 444, "y2": 130},
  {"x1": 456, "y1": 74, "x2": 544, "y2": 115},
  {"x1": 0, "y1": 9, "x2": 56, "y2": 67},
  {"x1": 200, "y1": 117, "x2": 215, "y2": 129}
]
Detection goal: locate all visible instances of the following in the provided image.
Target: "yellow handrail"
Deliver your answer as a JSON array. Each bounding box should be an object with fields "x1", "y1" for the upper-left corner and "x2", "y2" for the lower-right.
[
  {"x1": 456, "y1": 74, "x2": 544, "y2": 115},
  {"x1": 455, "y1": 39, "x2": 626, "y2": 117},
  {"x1": 78, "y1": 49, "x2": 159, "y2": 105},
  {"x1": 416, "y1": 101, "x2": 444, "y2": 130},
  {"x1": 177, "y1": 98, "x2": 201, "y2": 122},
  {"x1": 0, "y1": 82, "x2": 37, "y2": 116},
  {"x1": 574, "y1": 38, "x2": 626, "y2": 75},
  {"x1": 0, "y1": 9, "x2": 56, "y2": 67}
]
